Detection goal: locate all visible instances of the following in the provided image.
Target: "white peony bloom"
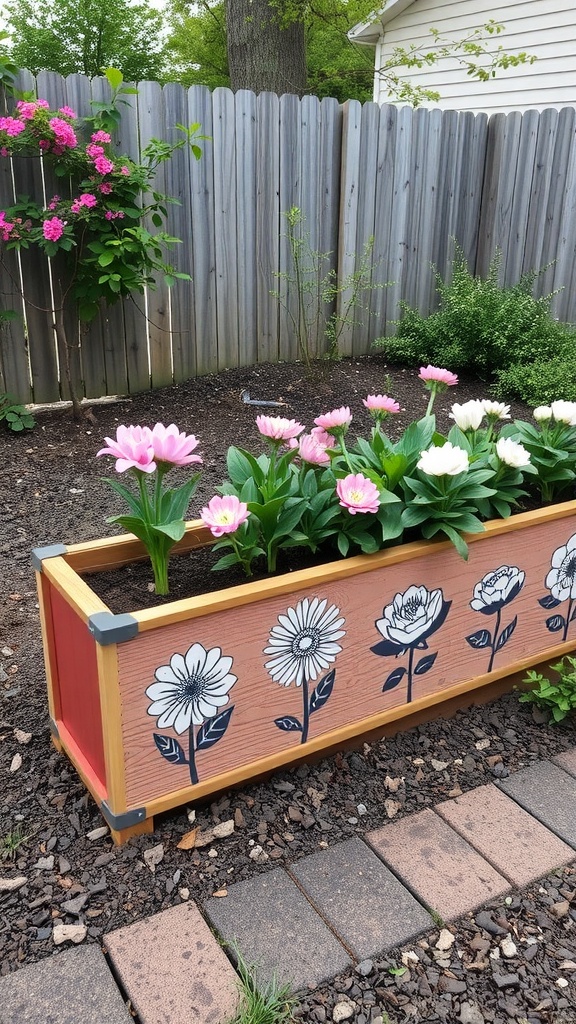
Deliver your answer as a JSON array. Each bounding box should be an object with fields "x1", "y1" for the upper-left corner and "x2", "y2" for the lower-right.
[
  {"x1": 449, "y1": 400, "x2": 484, "y2": 431},
  {"x1": 546, "y1": 533, "x2": 576, "y2": 601},
  {"x1": 533, "y1": 406, "x2": 552, "y2": 422},
  {"x1": 550, "y1": 400, "x2": 576, "y2": 425},
  {"x1": 495, "y1": 437, "x2": 531, "y2": 468},
  {"x1": 376, "y1": 585, "x2": 447, "y2": 648},
  {"x1": 417, "y1": 442, "x2": 469, "y2": 477},
  {"x1": 481, "y1": 400, "x2": 511, "y2": 420},
  {"x1": 470, "y1": 565, "x2": 525, "y2": 613}
]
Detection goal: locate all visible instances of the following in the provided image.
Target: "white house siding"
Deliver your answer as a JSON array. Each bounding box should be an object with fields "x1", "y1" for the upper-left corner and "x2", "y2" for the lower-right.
[{"x1": 373, "y1": 0, "x2": 576, "y2": 113}]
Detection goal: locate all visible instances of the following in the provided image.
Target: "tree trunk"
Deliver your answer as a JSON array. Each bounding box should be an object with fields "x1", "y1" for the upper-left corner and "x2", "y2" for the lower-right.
[{"x1": 225, "y1": 0, "x2": 307, "y2": 96}]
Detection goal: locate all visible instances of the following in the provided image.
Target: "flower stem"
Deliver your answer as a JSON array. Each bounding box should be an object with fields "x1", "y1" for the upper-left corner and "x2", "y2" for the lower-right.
[
  {"x1": 188, "y1": 723, "x2": 198, "y2": 785},
  {"x1": 406, "y1": 647, "x2": 415, "y2": 704},
  {"x1": 339, "y1": 434, "x2": 355, "y2": 474},
  {"x1": 425, "y1": 388, "x2": 437, "y2": 417},
  {"x1": 301, "y1": 678, "x2": 310, "y2": 744},
  {"x1": 487, "y1": 607, "x2": 501, "y2": 673},
  {"x1": 563, "y1": 597, "x2": 574, "y2": 642}
]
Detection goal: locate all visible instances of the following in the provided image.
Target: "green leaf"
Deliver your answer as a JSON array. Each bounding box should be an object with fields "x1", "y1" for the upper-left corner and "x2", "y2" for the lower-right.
[
  {"x1": 153, "y1": 521, "x2": 186, "y2": 542},
  {"x1": 104, "y1": 67, "x2": 124, "y2": 89}
]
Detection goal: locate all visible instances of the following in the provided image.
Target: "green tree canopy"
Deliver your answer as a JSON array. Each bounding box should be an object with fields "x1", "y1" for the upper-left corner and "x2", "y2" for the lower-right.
[{"x1": 6, "y1": 0, "x2": 165, "y2": 80}]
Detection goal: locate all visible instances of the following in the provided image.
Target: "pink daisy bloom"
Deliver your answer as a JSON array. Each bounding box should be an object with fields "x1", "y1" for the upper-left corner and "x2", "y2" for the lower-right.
[
  {"x1": 96, "y1": 424, "x2": 156, "y2": 474},
  {"x1": 200, "y1": 495, "x2": 249, "y2": 538},
  {"x1": 256, "y1": 415, "x2": 305, "y2": 442},
  {"x1": 149, "y1": 423, "x2": 202, "y2": 467},
  {"x1": 336, "y1": 473, "x2": 380, "y2": 515},
  {"x1": 298, "y1": 433, "x2": 331, "y2": 465},
  {"x1": 418, "y1": 365, "x2": 459, "y2": 387},
  {"x1": 314, "y1": 406, "x2": 352, "y2": 434},
  {"x1": 310, "y1": 426, "x2": 336, "y2": 448},
  {"x1": 363, "y1": 394, "x2": 401, "y2": 417}
]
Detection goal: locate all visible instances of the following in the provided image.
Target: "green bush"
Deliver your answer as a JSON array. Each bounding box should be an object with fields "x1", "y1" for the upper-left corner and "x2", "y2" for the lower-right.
[
  {"x1": 374, "y1": 248, "x2": 576, "y2": 379},
  {"x1": 494, "y1": 350, "x2": 576, "y2": 405},
  {"x1": 517, "y1": 656, "x2": 576, "y2": 723}
]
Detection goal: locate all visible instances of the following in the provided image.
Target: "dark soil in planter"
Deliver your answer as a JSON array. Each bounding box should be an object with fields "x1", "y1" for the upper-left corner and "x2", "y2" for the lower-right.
[{"x1": 1, "y1": 356, "x2": 574, "y2": 1017}]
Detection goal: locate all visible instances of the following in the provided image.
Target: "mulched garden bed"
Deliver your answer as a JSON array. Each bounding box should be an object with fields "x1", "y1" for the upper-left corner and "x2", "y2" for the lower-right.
[{"x1": 0, "y1": 355, "x2": 574, "y2": 1021}]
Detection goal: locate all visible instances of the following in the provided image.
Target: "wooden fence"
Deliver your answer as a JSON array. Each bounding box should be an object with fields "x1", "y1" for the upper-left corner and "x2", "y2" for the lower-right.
[{"x1": 1, "y1": 72, "x2": 576, "y2": 404}]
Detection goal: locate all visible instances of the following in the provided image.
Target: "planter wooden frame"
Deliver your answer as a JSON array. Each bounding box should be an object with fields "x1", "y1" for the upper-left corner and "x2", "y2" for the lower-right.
[{"x1": 33, "y1": 501, "x2": 576, "y2": 844}]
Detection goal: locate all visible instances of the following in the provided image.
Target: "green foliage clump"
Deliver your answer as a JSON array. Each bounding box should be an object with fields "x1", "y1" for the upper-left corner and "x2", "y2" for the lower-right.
[
  {"x1": 0, "y1": 395, "x2": 35, "y2": 432},
  {"x1": 518, "y1": 656, "x2": 576, "y2": 723},
  {"x1": 375, "y1": 248, "x2": 576, "y2": 385},
  {"x1": 494, "y1": 350, "x2": 576, "y2": 405}
]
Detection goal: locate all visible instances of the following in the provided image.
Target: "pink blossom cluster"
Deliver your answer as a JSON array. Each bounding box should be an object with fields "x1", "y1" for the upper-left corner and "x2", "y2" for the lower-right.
[
  {"x1": 48, "y1": 117, "x2": 77, "y2": 150},
  {"x1": 91, "y1": 130, "x2": 111, "y2": 144},
  {"x1": 42, "y1": 217, "x2": 65, "y2": 242},
  {"x1": 97, "y1": 423, "x2": 202, "y2": 474},
  {"x1": 16, "y1": 99, "x2": 49, "y2": 120},
  {"x1": 86, "y1": 142, "x2": 105, "y2": 159},
  {"x1": 0, "y1": 211, "x2": 16, "y2": 241},
  {"x1": 47, "y1": 195, "x2": 60, "y2": 211},
  {"x1": 0, "y1": 117, "x2": 26, "y2": 138},
  {"x1": 95, "y1": 155, "x2": 115, "y2": 175},
  {"x1": 105, "y1": 210, "x2": 125, "y2": 221},
  {"x1": 99, "y1": 182, "x2": 113, "y2": 195},
  {"x1": 71, "y1": 193, "x2": 98, "y2": 213}
]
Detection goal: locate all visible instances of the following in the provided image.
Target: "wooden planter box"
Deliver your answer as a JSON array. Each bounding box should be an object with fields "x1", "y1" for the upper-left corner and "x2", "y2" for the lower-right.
[{"x1": 33, "y1": 502, "x2": 576, "y2": 844}]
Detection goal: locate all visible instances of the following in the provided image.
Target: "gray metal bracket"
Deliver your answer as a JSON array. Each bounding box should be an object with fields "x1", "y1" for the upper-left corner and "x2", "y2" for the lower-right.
[
  {"x1": 100, "y1": 801, "x2": 147, "y2": 831},
  {"x1": 49, "y1": 717, "x2": 60, "y2": 741},
  {"x1": 88, "y1": 612, "x2": 139, "y2": 645},
  {"x1": 31, "y1": 544, "x2": 68, "y2": 572}
]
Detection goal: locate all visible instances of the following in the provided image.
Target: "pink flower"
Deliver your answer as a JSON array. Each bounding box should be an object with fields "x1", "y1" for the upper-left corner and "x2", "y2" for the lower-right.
[
  {"x1": 363, "y1": 394, "x2": 400, "y2": 416},
  {"x1": 91, "y1": 130, "x2": 111, "y2": 143},
  {"x1": 0, "y1": 147, "x2": 8, "y2": 157},
  {"x1": 58, "y1": 106, "x2": 77, "y2": 119},
  {"x1": 94, "y1": 155, "x2": 115, "y2": 175},
  {"x1": 418, "y1": 365, "x2": 459, "y2": 387},
  {"x1": 336, "y1": 473, "x2": 380, "y2": 515},
  {"x1": 200, "y1": 495, "x2": 249, "y2": 538},
  {"x1": 314, "y1": 406, "x2": 352, "y2": 434},
  {"x1": 298, "y1": 433, "x2": 331, "y2": 465},
  {"x1": 99, "y1": 182, "x2": 113, "y2": 194},
  {"x1": 120, "y1": 165, "x2": 130, "y2": 175},
  {"x1": 71, "y1": 193, "x2": 98, "y2": 213},
  {"x1": 42, "y1": 216, "x2": 65, "y2": 241},
  {"x1": 149, "y1": 423, "x2": 202, "y2": 467},
  {"x1": 16, "y1": 100, "x2": 39, "y2": 120},
  {"x1": 37, "y1": 99, "x2": 49, "y2": 109},
  {"x1": 86, "y1": 143, "x2": 104, "y2": 159},
  {"x1": 39, "y1": 140, "x2": 50, "y2": 151},
  {"x1": 105, "y1": 209, "x2": 125, "y2": 220},
  {"x1": 310, "y1": 426, "x2": 336, "y2": 448},
  {"x1": 0, "y1": 211, "x2": 15, "y2": 241},
  {"x1": 255, "y1": 415, "x2": 305, "y2": 441},
  {"x1": 49, "y1": 117, "x2": 77, "y2": 148},
  {"x1": 48, "y1": 195, "x2": 60, "y2": 210},
  {"x1": 96, "y1": 425, "x2": 156, "y2": 474},
  {"x1": 0, "y1": 117, "x2": 26, "y2": 137}
]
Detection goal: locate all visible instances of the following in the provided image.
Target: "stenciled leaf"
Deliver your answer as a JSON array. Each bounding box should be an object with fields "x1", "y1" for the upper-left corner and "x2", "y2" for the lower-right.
[
  {"x1": 274, "y1": 715, "x2": 303, "y2": 732},
  {"x1": 546, "y1": 614, "x2": 565, "y2": 633},
  {"x1": 196, "y1": 706, "x2": 235, "y2": 751},
  {"x1": 309, "y1": 669, "x2": 335, "y2": 715},
  {"x1": 153, "y1": 733, "x2": 187, "y2": 765},
  {"x1": 465, "y1": 629, "x2": 492, "y2": 650},
  {"x1": 495, "y1": 615, "x2": 517, "y2": 652},
  {"x1": 382, "y1": 666, "x2": 406, "y2": 692},
  {"x1": 539, "y1": 594, "x2": 561, "y2": 609},
  {"x1": 414, "y1": 652, "x2": 437, "y2": 675}
]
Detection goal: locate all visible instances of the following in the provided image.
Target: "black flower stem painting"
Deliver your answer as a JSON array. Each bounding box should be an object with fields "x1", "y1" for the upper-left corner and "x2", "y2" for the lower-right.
[{"x1": 371, "y1": 585, "x2": 451, "y2": 705}]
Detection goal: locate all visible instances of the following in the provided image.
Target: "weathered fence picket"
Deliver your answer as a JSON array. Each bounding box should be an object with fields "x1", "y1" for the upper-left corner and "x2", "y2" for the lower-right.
[{"x1": 2, "y1": 72, "x2": 576, "y2": 405}]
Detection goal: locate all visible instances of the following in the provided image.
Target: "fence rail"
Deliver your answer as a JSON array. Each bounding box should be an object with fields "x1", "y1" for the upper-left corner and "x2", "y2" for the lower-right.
[{"x1": 1, "y1": 73, "x2": 576, "y2": 404}]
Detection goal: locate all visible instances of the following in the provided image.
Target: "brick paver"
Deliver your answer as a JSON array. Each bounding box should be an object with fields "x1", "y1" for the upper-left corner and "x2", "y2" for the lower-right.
[
  {"x1": 0, "y1": 946, "x2": 132, "y2": 1024},
  {"x1": 367, "y1": 808, "x2": 510, "y2": 922},
  {"x1": 553, "y1": 747, "x2": 576, "y2": 779},
  {"x1": 105, "y1": 901, "x2": 239, "y2": 1024},
  {"x1": 435, "y1": 783, "x2": 574, "y2": 888},
  {"x1": 290, "y1": 837, "x2": 431, "y2": 959},
  {"x1": 203, "y1": 867, "x2": 350, "y2": 993},
  {"x1": 498, "y1": 761, "x2": 576, "y2": 849}
]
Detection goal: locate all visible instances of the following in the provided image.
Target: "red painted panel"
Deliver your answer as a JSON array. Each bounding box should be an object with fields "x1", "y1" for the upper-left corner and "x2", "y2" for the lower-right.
[{"x1": 50, "y1": 585, "x2": 107, "y2": 790}]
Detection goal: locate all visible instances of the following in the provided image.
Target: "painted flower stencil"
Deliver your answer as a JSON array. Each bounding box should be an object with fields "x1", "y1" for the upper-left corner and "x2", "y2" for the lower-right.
[
  {"x1": 466, "y1": 565, "x2": 525, "y2": 672},
  {"x1": 146, "y1": 642, "x2": 236, "y2": 784},
  {"x1": 540, "y1": 532, "x2": 576, "y2": 641},
  {"x1": 264, "y1": 596, "x2": 345, "y2": 744},
  {"x1": 371, "y1": 585, "x2": 451, "y2": 703}
]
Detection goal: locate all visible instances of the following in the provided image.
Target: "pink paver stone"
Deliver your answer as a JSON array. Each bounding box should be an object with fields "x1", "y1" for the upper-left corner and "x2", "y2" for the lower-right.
[
  {"x1": 435, "y1": 783, "x2": 574, "y2": 888},
  {"x1": 105, "y1": 901, "x2": 239, "y2": 1024},
  {"x1": 366, "y1": 808, "x2": 510, "y2": 921},
  {"x1": 553, "y1": 747, "x2": 576, "y2": 778}
]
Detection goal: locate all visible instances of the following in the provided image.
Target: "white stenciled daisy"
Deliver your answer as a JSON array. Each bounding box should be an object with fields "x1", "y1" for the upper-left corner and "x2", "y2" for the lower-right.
[
  {"x1": 546, "y1": 533, "x2": 576, "y2": 602},
  {"x1": 264, "y1": 597, "x2": 345, "y2": 688},
  {"x1": 146, "y1": 643, "x2": 237, "y2": 734}
]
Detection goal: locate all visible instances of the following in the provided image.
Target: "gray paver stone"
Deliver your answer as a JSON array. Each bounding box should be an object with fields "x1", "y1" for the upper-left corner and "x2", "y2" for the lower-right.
[
  {"x1": 553, "y1": 747, "x2": 576, "y2": 779},
  {"x1": 0, "y1": 945, "x2": 132, "y2": 1024},
  {"x1": 498, "y1": 761, "x2": 576, "y2": 849},
  {"x1": 203, "y1": 866, "x2": 351, "y2": 993},
  {"x1": 290, "y1": 837, "x2": 431, "y2": 959}
]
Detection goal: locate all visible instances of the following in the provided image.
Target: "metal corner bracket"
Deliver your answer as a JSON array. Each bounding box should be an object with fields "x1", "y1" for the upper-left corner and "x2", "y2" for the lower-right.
[
  {"x1": 49, "y1": 717, "x2": 60, "y2": 741},
  {"x1": 88, "y1": 611, "x2": 139, "y2": 645},
  {"x1": 31, "y1": 544, "x2": 68, "y2": 572},
  {"x1": 100, "y1": 801, "x2": 147, "y2": 831}
]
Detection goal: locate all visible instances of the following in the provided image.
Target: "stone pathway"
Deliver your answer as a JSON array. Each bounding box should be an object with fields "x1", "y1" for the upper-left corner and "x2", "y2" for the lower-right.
[{"x1": 1, "y1": 753, "x2": 575, "y2": 1023}]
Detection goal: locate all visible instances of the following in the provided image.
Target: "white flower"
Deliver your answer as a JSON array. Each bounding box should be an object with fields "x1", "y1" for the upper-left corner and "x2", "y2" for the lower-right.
[
  {"x1": 551, "y1": 400, "x2": 576, "y2": 425},
  {"x1": 449, "y1": 400, "x2": 484, "y2": 431},
  {"x1": 495, "y1": 437, "x2": 531, "y2": 468},
  {"x1": 546, "y1": 533, "x2": 576, "y2": 601},
  {"x1": 470, "y1": 565, "x2": 525, "y2": 614},
  {"x1": 417, "y1": 442, "x2": 469, "y2": 477},
  {"x1": 146, "y1": 643, "x2": 237, "y2": 734},
  {"x1": 533, "y1": 406, "x2": 552, "y2": 422},
  {"x1": 481, "y1": 400, "x2": 510, "y2": 420},
  {"x1": 264, "y1": 597, "x2": 345, "y2": 687},
  {"x1": 376, "y1": 585, "x2": 447, "y2": 648}
]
